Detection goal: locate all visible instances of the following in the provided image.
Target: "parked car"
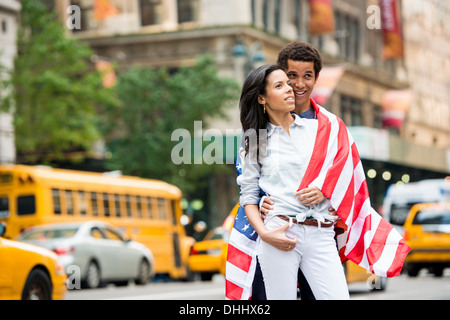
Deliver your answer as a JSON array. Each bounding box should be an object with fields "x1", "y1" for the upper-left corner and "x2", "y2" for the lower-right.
[
  {"x1": 17, "y1": 221, "x2": 155, "y2": 289},
  {"x1": 0, "y1": 222, "x2": 67, "y2": 300},
  {"x1": 403, "y1": 202, "x2": 450, "y2": 277}
]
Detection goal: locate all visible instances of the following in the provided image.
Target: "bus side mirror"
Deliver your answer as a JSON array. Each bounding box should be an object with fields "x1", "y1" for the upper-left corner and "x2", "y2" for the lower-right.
[{"x1": 0, "y1": 222, "x2": 6, "y2": 237}]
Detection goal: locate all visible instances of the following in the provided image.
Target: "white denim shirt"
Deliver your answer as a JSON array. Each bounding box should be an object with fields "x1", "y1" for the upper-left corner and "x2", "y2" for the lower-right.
[{"x1": 237, "y1": 114, "x2": 334, "y2": 223}]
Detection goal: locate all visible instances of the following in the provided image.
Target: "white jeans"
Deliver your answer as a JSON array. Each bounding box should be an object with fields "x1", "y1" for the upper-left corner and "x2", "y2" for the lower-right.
[{"x1": 257, "y1": 216, "x2": 350, "y2": 300}]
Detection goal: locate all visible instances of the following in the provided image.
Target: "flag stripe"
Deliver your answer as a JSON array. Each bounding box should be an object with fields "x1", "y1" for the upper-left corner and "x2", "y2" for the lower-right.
[
  {"x1": 227, "y1": 244, "x2": 252, "y2": 273},
  {"x1": 226, "y1": 280, "x2": 244, "y2": 300},
  {"x1": 298, "y1": 102, "x2": 331, "y2": 191},
  {"x1": 321, "y1": 118, "x2": 351, "y2": 199}
]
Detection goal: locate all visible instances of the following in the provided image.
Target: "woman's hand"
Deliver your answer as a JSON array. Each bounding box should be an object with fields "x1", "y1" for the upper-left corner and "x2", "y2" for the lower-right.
[
  {"x1": 259, "y1": 223, "x2": 297, "y2": 252},
  {"x1": 294, "y1": 187, "x2": 325, "y2": 206}
]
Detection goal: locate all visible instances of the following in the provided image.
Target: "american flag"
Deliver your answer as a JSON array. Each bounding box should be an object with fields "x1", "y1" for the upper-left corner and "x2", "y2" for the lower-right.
[{"x1": 225, "y1": 98, "x2": 410, "y2": 300}]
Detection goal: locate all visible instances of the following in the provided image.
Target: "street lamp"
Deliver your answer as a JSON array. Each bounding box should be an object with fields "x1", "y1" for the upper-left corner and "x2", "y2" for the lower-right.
[{"x1": 232, "y1": 37, "x2": 266, "y2": 81}]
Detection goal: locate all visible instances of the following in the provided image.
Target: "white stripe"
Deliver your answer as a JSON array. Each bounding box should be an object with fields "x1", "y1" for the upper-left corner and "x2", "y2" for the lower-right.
[
  {"x1": 364, "y1": 208, "x2": 382, "y2": 247},
  {"x1": 226, "y1": 262, "x2": 251, "y2": 287},
  {"x1": 330, "y1": 146, "x2": 354, "y2": 209},
  {"x1": 353, "y1": 161, "x2": 365, "y2": 195},
  {"x1": 357, "y1": 209, "x2": 382, "y2": 270},
  {"x1": 309, "y1": 108, "x2": 339, "y2": 190},
  {"x1": 228, "y1": 228, "x2": 258, "y2": 257},
  {"x1": 371, "y1": 228, "x2": 402, "y2": 277},
  {"x1": 344, "y1": 198, "x2": 371, "y2": 255}
]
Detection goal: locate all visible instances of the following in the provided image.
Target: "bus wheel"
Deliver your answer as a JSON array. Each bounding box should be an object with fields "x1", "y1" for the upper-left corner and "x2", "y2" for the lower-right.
[
  {"x1": 83, "y1": 261, "x2": 101, "y2": 289},
  {"x1": 22, "y1": 269, "x2": 52, "y2": 300},
  {"x1": 135, "y1": 259, "x2": 151, "y2": 285}
]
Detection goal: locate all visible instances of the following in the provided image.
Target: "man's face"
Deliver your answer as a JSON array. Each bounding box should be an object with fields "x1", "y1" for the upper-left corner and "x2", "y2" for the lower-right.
[{"x1": 285, "y1": 59, "x2": 318, "y2": 114}]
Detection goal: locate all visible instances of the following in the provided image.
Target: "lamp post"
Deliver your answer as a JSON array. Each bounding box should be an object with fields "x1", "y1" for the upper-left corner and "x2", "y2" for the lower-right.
[{"x1": 232, "y1": 37, "x2": 266, "y2": 83}]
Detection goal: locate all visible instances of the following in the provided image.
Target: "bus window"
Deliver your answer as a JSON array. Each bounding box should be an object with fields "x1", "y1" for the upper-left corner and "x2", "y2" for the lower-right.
[
  {"x1": 0, "y1": 196, "x2": 9, "y2": 218},
  {"x1": 65, "y1": 190, "x2": 74, "y2": 215},
  {"x1": 91, "y1": 192, "x2": 99, "y2": 216},
  {"x1": 52, "y1": 189, "x2": 61, "y2": 215},
  {"x1": 125, "y1": 194, "x2": 132, "y2": 218},
  {"x1": 114, "y1": 194, "x2": 121, "y2": 217},
  {"x1": 17, "y1": 195, "x2": 36, "y2": 216},
  {"x1": 136, "y1": 195, "x2": 142, "y2": 218},
  {"x1": 170, "y1": 200, "x2": 177, "y2": 225},
  {"x1": 78, "y1": 191, "x2": 87, "y2": 215},
  {"x1": 103, "y1": 193, "x2": 110, "y2": 217},
  {"x1": 146, "y1": 197, "x2": 154, "y2": 218},
  {"x1": 157, "y1": 198, "x2": 167, "y2": 220}
]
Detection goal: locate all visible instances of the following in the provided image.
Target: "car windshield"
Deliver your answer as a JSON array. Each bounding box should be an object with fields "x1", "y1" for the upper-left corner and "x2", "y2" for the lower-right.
[
  {"x1": 20, "y1": 227, "x2": 79, "y2": 240},
  {"x1": 412, "y1": 208, "x2": 450, "y2": 225}
]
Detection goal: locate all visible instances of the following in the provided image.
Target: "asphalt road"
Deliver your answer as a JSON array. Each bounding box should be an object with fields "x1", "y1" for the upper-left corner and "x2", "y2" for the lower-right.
[{"x1": 65, "y1": 270, "x2": 450, "y2": 300}]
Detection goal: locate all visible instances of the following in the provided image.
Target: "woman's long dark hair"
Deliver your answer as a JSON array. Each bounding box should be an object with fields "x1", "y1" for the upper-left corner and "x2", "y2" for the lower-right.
[{"x1": 239, "y1": 64, "x2": 281, "y2": 162}]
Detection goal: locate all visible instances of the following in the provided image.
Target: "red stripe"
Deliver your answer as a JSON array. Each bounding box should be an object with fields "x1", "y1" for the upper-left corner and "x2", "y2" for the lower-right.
[
  {"x1": 321, "y1": 118, "x2": 349, "y2": 199},
  {"x1": 225, "y1": 280, "x2": 244, "y2": 300},
  {"x1": 298, "y1": 99, "x2": 331, "y2": 190},
  {"x1": 352, "y1": 179, "x2": 369, "y2": 225},
  {"x1": 227, "y1": 244, "x2": 252, "y2": 273},
  {"x1": 386, "y1": 239, "x2": 411, "y2": 277},
  {"x1": 365, "y1": 218, "x2": 392, "y2": 266},
  {"x1": 337, "y1": 175, "x2": 354, "y2": 222}
]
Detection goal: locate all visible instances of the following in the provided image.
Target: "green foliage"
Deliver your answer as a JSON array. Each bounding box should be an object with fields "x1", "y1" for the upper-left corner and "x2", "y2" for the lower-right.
[
  {"x1": 104, "y1": 55, "x2": 240, "y2": 195},
  {"x1": 0, "y1": 0, "x2": 117, "y2": 163}
]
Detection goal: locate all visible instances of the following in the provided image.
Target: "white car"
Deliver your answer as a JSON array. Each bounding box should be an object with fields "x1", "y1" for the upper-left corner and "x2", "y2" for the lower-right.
[{"x1": 18, "y1": 221, "x2": 154, "y2": 289}]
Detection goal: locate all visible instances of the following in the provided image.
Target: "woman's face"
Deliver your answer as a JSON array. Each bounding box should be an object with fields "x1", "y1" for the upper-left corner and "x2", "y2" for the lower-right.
[{"x1": 258, "y1": 69, "x2": 295, "y2": 114}]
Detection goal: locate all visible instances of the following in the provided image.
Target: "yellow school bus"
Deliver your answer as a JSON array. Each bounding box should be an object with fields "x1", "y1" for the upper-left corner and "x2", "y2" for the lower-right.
[{"x1": 0, "y1": 165, "x2": 195, "y2": 280}]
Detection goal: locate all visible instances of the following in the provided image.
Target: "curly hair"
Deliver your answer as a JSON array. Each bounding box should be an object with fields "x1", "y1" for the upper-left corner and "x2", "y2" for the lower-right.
[{"x1": 277, "y1": 41, "x2": 323, "y2": 76}]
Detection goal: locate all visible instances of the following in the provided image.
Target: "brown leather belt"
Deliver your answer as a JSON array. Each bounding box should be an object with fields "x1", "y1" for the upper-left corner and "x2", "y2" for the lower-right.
[{"x1": 276, "y1": 215, "x2": 334, "y2": 228}]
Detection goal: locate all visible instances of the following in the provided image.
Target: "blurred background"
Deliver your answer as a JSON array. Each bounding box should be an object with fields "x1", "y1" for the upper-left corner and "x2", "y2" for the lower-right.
[
  {"x1": 1, "y1": 0, "x2": 448, "y2": 233},
  {"x1": 0, "y1": 0, "x2": 449, "y2": 300}
]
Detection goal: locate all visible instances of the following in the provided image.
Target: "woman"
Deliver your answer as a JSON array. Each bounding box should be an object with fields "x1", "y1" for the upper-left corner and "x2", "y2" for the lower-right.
[{"x1": 237, "y1": 64, "x2": 349, "y2": 300}]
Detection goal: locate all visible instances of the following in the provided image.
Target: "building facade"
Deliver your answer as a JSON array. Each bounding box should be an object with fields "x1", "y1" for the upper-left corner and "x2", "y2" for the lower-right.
[
  {"x1": 51, "y1": 0, "x2": 449, "y2": 221},
  {"x1": 0, "y1": 0, "x2": 20, "y2": 165}
]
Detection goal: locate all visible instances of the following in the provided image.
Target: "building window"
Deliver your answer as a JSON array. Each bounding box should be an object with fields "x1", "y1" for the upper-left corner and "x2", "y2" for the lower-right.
[
  {"x1": 335, "y1": 11, "x2": 360, "y2": 62},
  {"x1": 1, "y1": 20, "x2": 7, "y2": 34},
  {"x1": 140, "y1": 0, "x2": 163, "y2": 26},
  {"x1": 251, "y1": 0, "x2": 256, "y2": 25},
  {"x1": 373, "y1": 104, "x2": 383, "y2": 129},
  {"x1": 262, "y1": 0, "x2": 268, "y2": 31},
  {"x1": 341, "y1": 95, "x2": 362, "y2": 127},
  {"x1": 292, "y1": 0, "x2": 304, "y2": 39},
  {"x1": 177, "y1": 0, "x2": 198, "y2": 24},
  {"x1": 274, "y1": 0, "x2": 281, "y2": 34}
]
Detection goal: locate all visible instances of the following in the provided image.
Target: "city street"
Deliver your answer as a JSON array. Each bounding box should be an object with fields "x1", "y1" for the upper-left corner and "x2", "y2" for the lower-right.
[{"x1": 65, "y1": 270, "x2": 450, "y2": 300}]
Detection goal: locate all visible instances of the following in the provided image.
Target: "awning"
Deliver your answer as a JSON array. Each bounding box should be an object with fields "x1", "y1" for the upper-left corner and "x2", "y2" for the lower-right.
[
  {"x1": 382, "y1": 90, "x2": 412, "y2": 130},
  {"x1": 311, "y1": 66, "x2": 345, "y2": 106}
]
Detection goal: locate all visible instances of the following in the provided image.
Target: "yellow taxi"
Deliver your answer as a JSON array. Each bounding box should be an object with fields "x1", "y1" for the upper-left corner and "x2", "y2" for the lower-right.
[
  {"x1": 0, "y1": 223, "x2": 67, "y2": 300},
  {"x1": 188, "y1": 204, "x2": 238, "y2": 281},
  {"x1": 189, "y1": 203, "x2": 386, "y2": 291},
  {"x1": 403, "y1": 202, "x2": 450, "y2": 277}
]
